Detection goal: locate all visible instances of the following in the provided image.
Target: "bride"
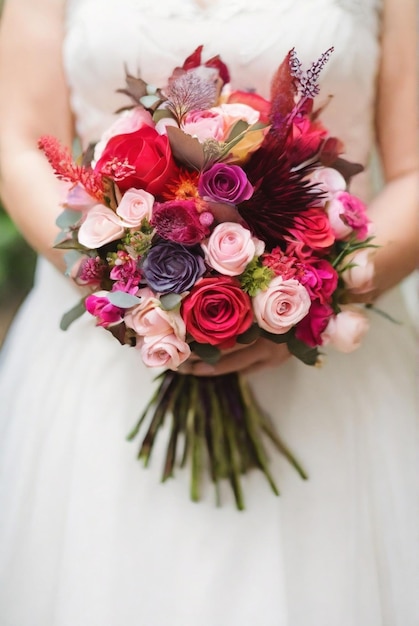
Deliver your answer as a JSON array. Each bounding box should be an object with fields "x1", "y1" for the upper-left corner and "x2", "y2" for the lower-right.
[{"x1": 0, "y1": 0, "x2": 418, "y2": 624}]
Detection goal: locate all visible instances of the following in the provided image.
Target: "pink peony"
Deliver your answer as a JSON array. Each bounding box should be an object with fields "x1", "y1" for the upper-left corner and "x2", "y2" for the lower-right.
[
  {"x1": 116, "y1": 188, "x2": 155, "y2": 227},
  {"x1": 327, "y1": 191, "x2": 369, "y2": 241},
  {"x1": 202, "y1": 222, "x2": 264, "y2": 276},
  {"x1": 210, "y1": 102, "x2": 261, "y2": 132},
  {"x1": 140, "y1": 333, "x2": 191, "y2": 370},
  {"x1": 300, "y1": 258, "x2": 338, "y2": 304},
  {"x1": 253, "y1": 276, "x2": 311, "y2": 335},
  {"x1": 78, "y1": 204, "x2": 125, "y2": 249},
  {"x1": 322, "y1": 306, "x2": 370, "y2": 353}
]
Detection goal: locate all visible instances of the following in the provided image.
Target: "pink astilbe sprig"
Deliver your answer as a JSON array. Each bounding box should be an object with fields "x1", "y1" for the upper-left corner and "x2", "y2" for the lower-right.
[{"x1": 38, "y1": 135, "x2": 104, "y2": 201}]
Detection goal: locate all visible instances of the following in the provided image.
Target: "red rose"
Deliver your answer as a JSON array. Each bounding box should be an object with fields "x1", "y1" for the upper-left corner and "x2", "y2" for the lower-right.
[
  {"x1": 286, "y1": 116, "x2": 327, "y2": 165},
  {"x1": 95, "y1": 126, "x2": 179, "y2": 197},
  {"x1": 181, "y1": 277, "x2": 253, "y2": 349},
  {"x1": 287, "y1": 208, "x2": 335, "y2": 252}
]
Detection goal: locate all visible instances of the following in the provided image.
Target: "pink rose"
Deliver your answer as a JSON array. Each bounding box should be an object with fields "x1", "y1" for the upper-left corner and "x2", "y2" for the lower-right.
[
  {"x1": 140, "y1": 333, "x2": 191, "y2": 370},
  {"x1": 78, "y1": 204, "x2": 125, "y2": 249},
  {"x1": 182, "y1": 109, "x2": 226, "y2": 143},
  {"x1": 126, "y1": 303, "x2": 186, "y2": 341},
  {"x1": 341, "y1": 250, "x2": 375, "y2": 294},
  {"x1": 322, "y1": 306, "x2": 370, "y2": 353},
  {"x1": 210, "y1": 102, "x2": 260, "y2": 132},
  {"x1": 295, "y1": 300, "x2": 333, "y2": 347},
  {"x1": 202, "y1": 222, "x2": 264, "y2": 276},
  {"x1": 288, "y1": 208, "x2": 335, "y2": 251},
  {"x1": 227, "y1": 90, "x2": 271, "y2": 124},
  {"x1": 93, "y1": 107, "x2": 155, "y2": 163},
  {"x1": 327, "y1": 192, "x2": 369, "y2": 241},
  {"x1": 253, "y1": 276, "x2": 311, "y2": 335},
  {"x1": 116, "y1": 188, "x2": 155, "y2": 227}
]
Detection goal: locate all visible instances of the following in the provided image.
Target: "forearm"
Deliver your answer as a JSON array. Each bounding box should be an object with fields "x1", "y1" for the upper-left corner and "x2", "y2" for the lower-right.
[
  {"x1": 366, "y1": 169, "x2": 418, "y2": 299},
  {"x1": 0, "y1": 147, "x2": 66, "y2": 272}
]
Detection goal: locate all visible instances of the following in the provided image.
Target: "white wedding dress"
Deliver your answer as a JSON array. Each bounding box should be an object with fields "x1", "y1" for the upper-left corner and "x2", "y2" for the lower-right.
[{"x1": 0, "y1": 1, "x2": 418, "y2": 625}]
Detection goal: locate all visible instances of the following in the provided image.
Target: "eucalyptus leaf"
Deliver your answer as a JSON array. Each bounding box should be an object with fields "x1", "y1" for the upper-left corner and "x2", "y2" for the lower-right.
[
  {"x1": 60, "y1": 299, "x2": 86, "y2": 331},
  {"x1": 160, "y1": 293, "x2": 182, "y2": 311},
  {"x1": 107, "y1": 290, "x2": 142, "y2": 308},
  {"x1": 190, "y1": 342, "x2": 221, "y2": 365},
  {"x1": 64, "y1": 250, "x2": 85, "y2": 276},
  {"x1": 55, "y1": 209, "x2": 82, "y2": 230},
  {"x1": 140, "y1": 94, "x2": 161, "y2": 109}
]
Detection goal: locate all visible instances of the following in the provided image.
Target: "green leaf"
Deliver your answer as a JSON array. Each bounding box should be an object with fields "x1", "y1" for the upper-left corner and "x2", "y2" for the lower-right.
[
  {"x1": 55, "y1": 209, "x2": 82, "y2": 230},
  {"x1": 224, "y1": 119, "x2": 249, "y2": 143},
  {"x1": 160, "y1": 293, "x2": 182, "y2": 311},
  {"x1": 286, "y1": 335, "x2": 320, "y2": 366},
  {"x1": 190, "y1": 342, "x2": 221, "y2": 365},
  {"x1": 260, "y1": 329, "x2": 293, "y2": 344},
  {"x1": 237, "y1": 324, "x2": 260, "y2": 344},
  {"x1": 60, "y1": 299, "x2": 86, "y2": 331},
  {"x1": 107, "y1": 290, "x2": 142, "y2": 308}
]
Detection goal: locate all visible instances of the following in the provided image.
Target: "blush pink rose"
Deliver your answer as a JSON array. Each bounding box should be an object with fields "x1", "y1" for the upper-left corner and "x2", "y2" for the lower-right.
[
  {"x1": 202, "y1": 222, "x2": 264, "y2": 276},
  {"x1": 210, "y1": 102, "x2": 260, "y2": 132},
  {"x1": 78, "y1": 204, "x2": 125, "y2": 248},
  {"x1": 126, "y1": 304, "x2": 186, "y2": 341},
  {"x1": 341, "y1": 250, "x2": 375, "y2": 294},
  {"x1": 140, "y1": 333, "x2": 191, "y2": 370},
  {"x1": 93, "y1": 107, "x2": 155, "y2": 163},
  {"x1": 322, "y1": 306, "x2": 370, "y2": 353},
  {"x1": 182, "y1": 109, "x2": 226, "y2": 143},
  {"x1": 327, "y1": 192, "x2": 369, "y2": 241},
  {"x1": 253, "y1": 276, "x2": 311, "y2": 334},
  {"x1": 116, "y1": 188, "x2": 155, "y2": 227}
]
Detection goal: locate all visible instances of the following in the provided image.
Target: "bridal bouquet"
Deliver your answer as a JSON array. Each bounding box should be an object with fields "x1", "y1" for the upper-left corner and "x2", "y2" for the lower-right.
[{"x1": 40, "y1": 46, "x2": 375, "y2": 509}]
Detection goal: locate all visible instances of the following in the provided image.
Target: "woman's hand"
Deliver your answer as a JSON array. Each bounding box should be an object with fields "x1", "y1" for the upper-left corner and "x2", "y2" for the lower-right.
[{"x1": 179, "y1": 338, "x2": 291, "y2": 377}]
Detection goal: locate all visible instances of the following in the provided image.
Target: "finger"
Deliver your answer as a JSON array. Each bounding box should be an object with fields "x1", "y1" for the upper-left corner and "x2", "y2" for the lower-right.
[{"x1": 192, "y1": 342, "x2": 271, "y2": 377}]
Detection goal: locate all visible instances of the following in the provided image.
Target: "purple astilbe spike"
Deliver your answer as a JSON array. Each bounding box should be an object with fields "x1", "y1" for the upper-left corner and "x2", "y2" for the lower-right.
[
  {"x1": 289, "y1": 48, "x2": 303, "y2": 81},
  {"x1": 295, "y1": 47, "x2": 334, "y2": 99}
]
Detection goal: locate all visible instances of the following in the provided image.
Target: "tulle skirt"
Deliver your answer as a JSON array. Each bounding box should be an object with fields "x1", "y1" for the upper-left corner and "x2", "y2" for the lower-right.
[{"x1": 0, "y1": 258, "x2": 418, "y2": 626}]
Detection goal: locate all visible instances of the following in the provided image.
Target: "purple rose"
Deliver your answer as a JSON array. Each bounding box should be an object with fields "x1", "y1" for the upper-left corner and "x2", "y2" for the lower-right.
[
  {"x1": 198, "y1": 163, "x2": 254, "y2": 205},
  {"x1": 151, "y1": 200, "x2": 209, "y2": 245},
  {"x1": 142, "y1": 241, "x2": 206, "y2": 293}
]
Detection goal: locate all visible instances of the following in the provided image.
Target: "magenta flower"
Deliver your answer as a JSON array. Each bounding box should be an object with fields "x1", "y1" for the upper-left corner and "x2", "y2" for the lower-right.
[
  {"x1": 85, "y1": 293, "x2": 124, "y2": 327},
  {"x1": 110, "y1": 252, "x2": 142, "y2": 292},
  {"x1": 151, "y1": 200, "x2": 209, "y2": 245},
  {"x1": 199, "y1": 163, "x2": 254, "y2": 205},
  {"x1": 294, "y1": 299, "x2": 333, "y2": 347}
]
